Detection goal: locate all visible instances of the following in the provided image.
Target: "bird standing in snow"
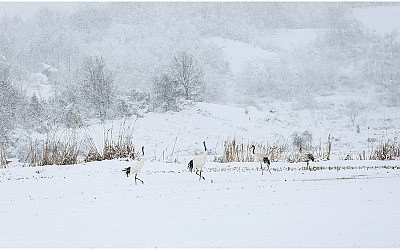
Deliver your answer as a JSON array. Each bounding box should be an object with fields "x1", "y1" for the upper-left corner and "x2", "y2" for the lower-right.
[
  {"x1": 188, "y1": 141, "x2": 207, "y2": 181},
  {"x1": 300, "y1": 147, "x2": 314, "y2": 170},
  {"x1": 122, "y1": 146, "x2": 145, "y2": 185},
  {"x1": 250, "y1": 145, "x2": 271, "y2": 175}
]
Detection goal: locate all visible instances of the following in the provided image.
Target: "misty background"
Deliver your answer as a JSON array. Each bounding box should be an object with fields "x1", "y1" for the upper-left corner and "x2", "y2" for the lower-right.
[{"x1": 1, "y1": 2, "x2": 400, "y2": 160}]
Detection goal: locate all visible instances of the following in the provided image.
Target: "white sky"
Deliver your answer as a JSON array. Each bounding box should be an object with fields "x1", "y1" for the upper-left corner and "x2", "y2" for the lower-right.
[{"x1": 0, "y1": 2, "x2": 80, "y2": 19}]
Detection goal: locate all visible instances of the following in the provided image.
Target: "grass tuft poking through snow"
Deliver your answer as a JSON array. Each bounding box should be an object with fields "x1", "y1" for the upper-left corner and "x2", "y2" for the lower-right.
[
  {"x1": 369, "y1": 138, "x2": 400, "y2": 160},
  {"x1": 26, "y1": 128, "x2": 78, "y2": 167},
  {"x1": 84, "y1": 122, "x2": 136, "y2": 162}
]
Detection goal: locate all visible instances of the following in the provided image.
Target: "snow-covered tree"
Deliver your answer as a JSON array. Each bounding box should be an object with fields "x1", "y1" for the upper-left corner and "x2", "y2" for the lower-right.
[
  {"x1": 27, "y1": 94, "x2": 44, "y2": 131},
  {"x1": 292, "y1": 131, "x2": 313, "y2": 151},
  {"x1": 169, "y1": 51, "x2": 204, "y2": 101},
  {"x1": 0, "y1": 56, "x2": 25, "y2": 145},
  {"x1": 152, "y1": 73, "x2": 181, "y2": 112},
  {"x1": 81, "y1": 56, "x2": 115, "y2": 121}
]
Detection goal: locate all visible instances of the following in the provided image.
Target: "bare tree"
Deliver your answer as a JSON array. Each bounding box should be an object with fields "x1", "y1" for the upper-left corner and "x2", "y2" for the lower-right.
[
  {"x1": 292, "y1": 131, "x2": 313, "y2": 150},
  {"x1": 152, "y1": 73, "x2": 181, "y2": 112},
  {"x1": 169, "y1": 52, "x2": 204, "y2": 101},
  {"x1": 346, "y1": 101, "x2": 363, "y2": 127},
  {"x1": 81, "y1": 56, "x2": 114, "y2": 121}
]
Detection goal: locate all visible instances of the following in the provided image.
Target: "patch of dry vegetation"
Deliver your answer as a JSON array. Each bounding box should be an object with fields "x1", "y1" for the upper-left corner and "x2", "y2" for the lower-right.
[
  {"x1": 215, "y1": 138, "x2": 289, "y2": 163},
  {"x1": 26, "y1": 129, "x2": 78, "y2": 167},
  {"x1": 84, "y1": 122, "x2": 136, "y2": 163}
]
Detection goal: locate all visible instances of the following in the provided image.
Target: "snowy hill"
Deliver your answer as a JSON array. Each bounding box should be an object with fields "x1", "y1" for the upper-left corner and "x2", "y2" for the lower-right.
[
  {"x1": 352, "y1": 6, "x2": 400, "y2": 37},
  {"x1": 67, "y1": 98, "x2": 399, "y2": 166},
  {"x1": 262, "y1": 28, "x2": 322, "y2": 51},
  {"x1": 204, "y1": 37, "x2": 277, "y2": 75}
]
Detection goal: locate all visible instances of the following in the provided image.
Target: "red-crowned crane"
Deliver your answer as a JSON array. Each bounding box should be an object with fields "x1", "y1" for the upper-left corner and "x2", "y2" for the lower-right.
[
  {"x1": 300, "y1": 147, "x2": 314, "y2": 170},
  {"x1": 188, "y1": 141, "x2": 207, "y2": 181},
  {"x1": 250, "y1": 145, "x2": 271, "y2": 175},
  {"x1": 123, "y1": 146, "x2": 145, "y2": 185}
]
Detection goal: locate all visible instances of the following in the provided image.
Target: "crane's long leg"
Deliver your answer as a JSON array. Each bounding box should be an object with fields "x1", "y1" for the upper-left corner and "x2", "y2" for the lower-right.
[
  {"x1": 267, "y1": 164, "x2": 272, "y2": 174},
  {"x1": 135, "y1": 173, "x2": 144, "y2": 184},
  {"x1": 260, "y1": 163, "x2": 264, "y2": 175},
  {"x1": 195, "y1": 170, "x2": 206, "y2": 180}
]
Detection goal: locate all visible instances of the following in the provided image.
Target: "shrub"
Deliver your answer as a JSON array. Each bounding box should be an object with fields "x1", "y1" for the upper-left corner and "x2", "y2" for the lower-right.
[
  {"x1": 369, "y1": 138, "x2": 400, "y2": 160},
  {"x1": 84, "y1": 122, "x2": 136, "y2": 162},
  {"x1": 215, "y1": 138, "x2": 289, "y2": 163},
  {"x1": 26, "y1": 129, "x2": 78, "y2": 167},
  {"x1": 291, "y1": 130, "x2": 313, "y2": 150}
]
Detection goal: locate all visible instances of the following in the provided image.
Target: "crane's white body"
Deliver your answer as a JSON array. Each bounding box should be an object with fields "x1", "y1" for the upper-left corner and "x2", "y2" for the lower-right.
[
  {"x1": 130, "y1": 157, "x2": 145, "y2": 175},
  {"x1": 253, "y1": 153, "x2": 266, "y2": 163},
  {"x1": 123, "y1": 146, "x2": 145, "y2": 184},
  {"x1": 188, "y1": 141, "x2": 208, "y2": 181},
  {"x1": 251, "y1": 145, "x2": 270, "y2": 175},
  {"x1": 299, "y1": 147, "x2": 314, "y2": 170},
  {"x1": 192, "y1": 151, "x2": 207, "y2": 172}
]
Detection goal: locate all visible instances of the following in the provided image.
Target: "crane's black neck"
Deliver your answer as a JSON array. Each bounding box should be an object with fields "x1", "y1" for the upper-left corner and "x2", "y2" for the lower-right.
[
  {"x1": 203, "y1": 141, "x2": 207, "y2": 152},
  {"x1": 142, "y1": 146, "x2": 145, "y2": 156}
]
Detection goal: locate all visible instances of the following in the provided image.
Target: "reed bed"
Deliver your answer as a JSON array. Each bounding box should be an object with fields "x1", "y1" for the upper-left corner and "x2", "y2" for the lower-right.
[
  {"x1": 84, "y1": 122, "x2": 136, "y2": 162},
  {"x1": 26, "y1": 129, "x2": 78, "y2": 167}
]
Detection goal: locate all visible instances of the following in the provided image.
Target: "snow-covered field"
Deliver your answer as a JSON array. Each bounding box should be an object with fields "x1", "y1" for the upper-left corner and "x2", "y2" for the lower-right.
[
  {"x1": 1, "y1": 159, "x2": 400, "y2": 247},
  {"x1": 3, "y1": 92, "x2": 398, "y2": 247}
]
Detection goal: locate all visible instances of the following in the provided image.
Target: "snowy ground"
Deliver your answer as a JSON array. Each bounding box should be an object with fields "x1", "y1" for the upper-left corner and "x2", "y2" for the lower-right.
[{"x1": 1, "y1": 159, "x2": 400, "y2": 247}]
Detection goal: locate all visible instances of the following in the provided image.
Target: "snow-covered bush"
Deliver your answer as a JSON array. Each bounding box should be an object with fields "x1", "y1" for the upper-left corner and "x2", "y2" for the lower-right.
[
  {"x1": 81, "y1": 56, "x2": 115, "y2": 121},
  {"x1": 152, "y1": 52, "x2": 205, "y2": 112},
  {"x1": 344, "y1": 101, "x2": 365, "y2": 127},
  {"x1": 169, "y1": 52, "x2": 205, "y2": 101},
  {"x1": 236, "y1": 58, "x2": 290, "y2": 101},
  {"x1": 381, "y1": 83, "x2": 400, "y2": 107},
  {"x1": 0, "y1": 57, "x2": 28, "y2": 147},
  {"x1": 152, "y1": 73, "x2": 182, "y2": 112},
  {"x1": 291, "y1": 131, "x2": 313, "y2": 151},
  {"x1": 124, "y1": 89, "x2": 151, "y2": 117},
  {"x1": 44, "y1": 85, "x2": 85, "y2": 129}
]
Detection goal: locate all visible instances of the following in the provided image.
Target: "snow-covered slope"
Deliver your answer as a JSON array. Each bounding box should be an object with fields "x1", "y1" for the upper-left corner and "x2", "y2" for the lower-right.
[
  {"x1": 77, "y1": 99, "x2": 400, "y2": 165},
  {"x1": 262, "y1": 28, "x2": 322, "y2": 51},
  {"x1": 352, "y1": 6, "x2": 400, "y2": 37},
  {"x1": 204, "y1": 29, "x2": 321, "y2": 75},
  {"x1": 204, "y1": 37, "x2": 277, "y2": 75}
]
